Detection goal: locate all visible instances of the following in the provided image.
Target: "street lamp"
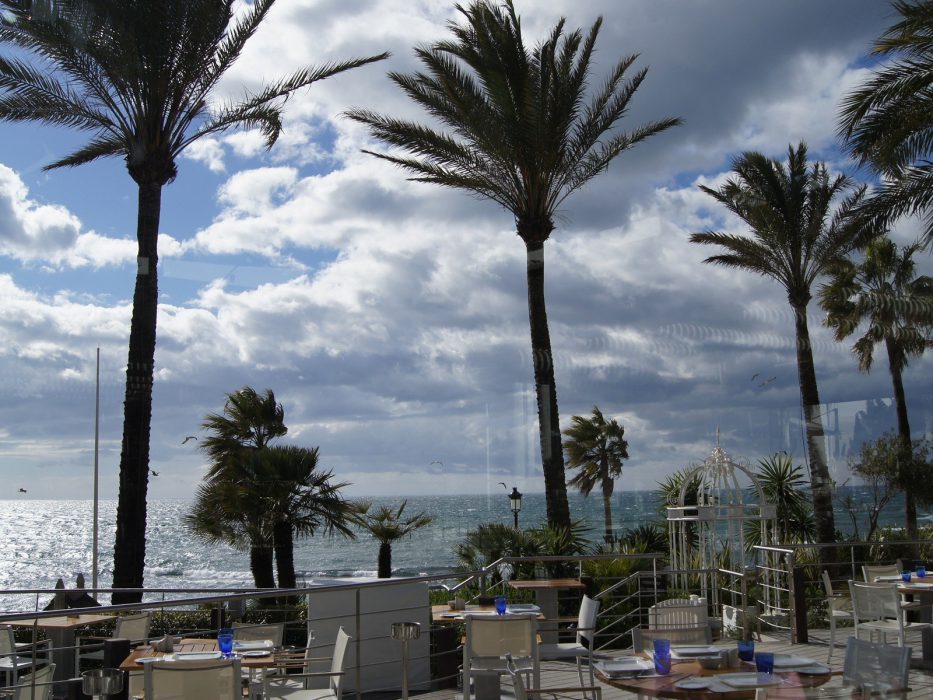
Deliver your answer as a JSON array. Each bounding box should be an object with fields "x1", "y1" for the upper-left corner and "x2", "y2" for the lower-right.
[{"x1": 509, "y1": 486, "x2": 523, "y2": 529}]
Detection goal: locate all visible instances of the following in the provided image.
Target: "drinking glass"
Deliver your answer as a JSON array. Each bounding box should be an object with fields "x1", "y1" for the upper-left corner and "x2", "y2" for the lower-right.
[
  {"x1": 217, "y1": 628, "x2": 234, "y2": 658},
  {"x1": 653, "y1": 638, "x2": 671, "y2": 675},
  {"x1": 918, "y1": 565, "x2": 927, "y2": 578},
  {"x1": 755, "y1": 652, "x2": 774, "y2": 675},
  {"x1": 737, "y1": 639, "x2": 755, "y2": 662},
  {"x1": 494, "y1": 595, "x2": 507, "y2": 615},
  {"x1": 902, "y1": 571, "x2": 913, "y2": 583}
]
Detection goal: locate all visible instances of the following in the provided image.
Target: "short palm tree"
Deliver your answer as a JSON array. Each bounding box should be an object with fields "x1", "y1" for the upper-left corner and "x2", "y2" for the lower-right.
[
  {"x1": 837, "y1": 0, "x2": 933, "y2": 244},
  {"x1": 563, "y1": 406, "x2": 629, "y2": 544},
  {"x1": 200, "y1": 387, "x2": 287, "y2": 477},
  {"x1": 690, "y1": 143, "x2": 871, "y2": 556},
  {"x1": 752, "y1": 453, "x2": 813, "y2": 544},
  {"x1": 0, "y1": 0, "x2": 387, "y2": 603},
  {"x1": 357, "y1": 501, "x2": 433, "y2": 578},
  {"x1": 820, "y1": 236, "x2": 933, "y2": 538},
  {"x1": 346, "y1": 0, "x2": 680, "y2": 530}
]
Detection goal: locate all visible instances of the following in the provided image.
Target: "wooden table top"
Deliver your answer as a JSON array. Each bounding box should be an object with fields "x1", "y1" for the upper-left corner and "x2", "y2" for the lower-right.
[
  {"x1": 120, "y1": 639, "x2": 277, "y2": 671},
  {"x1": 6, "y1": 613, "x2": 116, "y2": 630},
  {"x1": 431, "y1": 604, "x2": 544, "y2": 624},
  {"x1": 508, "y1": 578, "x2": 586, "y2": 591},
  {"x1": 595, "y1": 658, "x2": 835, "y2": 699}
]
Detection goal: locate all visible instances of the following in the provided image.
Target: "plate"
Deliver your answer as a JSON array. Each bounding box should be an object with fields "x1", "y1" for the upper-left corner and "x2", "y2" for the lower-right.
[
  {"x1": 596, "y1": 658, "x2": 654, "y2": 675},
  {"x1": 672, "y1": 645, "x2": 719, "y2": 657},
  {"x1": 796, "y1": 663, "x2": 832, "y2": 675},
  {"x1": 720, "y1": 673, "x2": 784, "y2": 688},
  {"x1": 506, "y1": 604, "x2": 541, "y2": 613},
  {"x1": 773, "y1": 655, "x2": 819, "y2": 668},
  {"x1": 174, "y1": 652, "x2": 222, "y2": 661},
  {"x1": 242, "y1": 650, "x2": 271, "y2": 658},
  {"x1": 233, "y1": 640, "x2": 274, "y2": 651},
  {"x1": 675, "y1": 678, "x2": 713, "y2": 690},
  {"x1": 136, "y1": 656, "x2": 161, "y2": 664}
]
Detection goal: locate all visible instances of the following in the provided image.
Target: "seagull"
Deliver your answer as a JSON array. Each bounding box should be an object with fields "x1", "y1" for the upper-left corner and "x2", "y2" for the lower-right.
[
  {"x1": 758, "y1": 376, "x2": 777, "y2": 387},
  {"x1": 150, "y1": 470, "x2": 159, "y2": 477},
  {"x1": 498, "y1": 482, "x2": 507, "y2": 489},
  {"x1": 430, "y1": 460, "x2": 443, "y2": 466},
  {"x1": 181, "y1": 436, "x2": 197, "y2": 444},
  {"x1": 751, "y1": 373, "x2": 759, "y2": 382},
  {"x1": 18, "y1": 488, "x2": 27, "y2": 493}
]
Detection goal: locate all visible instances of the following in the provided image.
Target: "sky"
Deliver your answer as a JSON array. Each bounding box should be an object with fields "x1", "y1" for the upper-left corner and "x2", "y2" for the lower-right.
[{"x1": 0, "y1": 0, "x2": 931, "y2": 502}]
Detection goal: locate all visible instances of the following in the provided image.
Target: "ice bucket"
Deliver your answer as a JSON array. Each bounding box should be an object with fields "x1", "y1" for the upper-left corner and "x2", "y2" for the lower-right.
[{"x1": 81, "y1": 668, "x2": 124, "y2": 696}]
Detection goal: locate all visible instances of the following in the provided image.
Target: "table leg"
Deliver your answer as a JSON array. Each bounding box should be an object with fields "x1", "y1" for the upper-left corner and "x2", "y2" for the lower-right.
[
  {"x1": 535, "y1": 589, "x2": 559, "y2": 644},
  {"x1": 46, "y1": 628, "x2": 77, "y2": 700},
  {"x1": 473, "y1": 673, "x2": 500, "y2": 700}
]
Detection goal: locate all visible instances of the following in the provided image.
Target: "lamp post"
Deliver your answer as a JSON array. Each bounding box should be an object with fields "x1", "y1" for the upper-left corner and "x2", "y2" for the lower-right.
[{"x1": 509, "y1": 487, "x2": 523, "y2": 529}]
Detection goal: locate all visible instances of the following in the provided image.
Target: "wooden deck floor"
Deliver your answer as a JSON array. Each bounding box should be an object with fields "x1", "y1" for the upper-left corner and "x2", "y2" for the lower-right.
[{"x1": 393, "y1": 628, "x2": 933, "y2": 700}]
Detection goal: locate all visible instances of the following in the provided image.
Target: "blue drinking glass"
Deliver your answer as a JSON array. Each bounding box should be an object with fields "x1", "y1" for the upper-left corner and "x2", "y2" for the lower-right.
[
  {"x1": 902, "y1": 571, "x2": 912, "y2": 583},
  {"x1": 653, "y1": 638, "x2": 671, "y2": 675},
  {"x1": 755, "y1": 652, "x2": 774, "y2": 675},
  {"x1": 494, "y1": 595, "x2": 507, "y2": 615},
  {"x1": 918, "y1": 565, "x2": 926, "y2": 578},
  {"x1": 737, "y1": 639, "x2": 755, "y2": 662},
  {"x1": 217, "y1": 628, "x2": 234, "y2": 658}
]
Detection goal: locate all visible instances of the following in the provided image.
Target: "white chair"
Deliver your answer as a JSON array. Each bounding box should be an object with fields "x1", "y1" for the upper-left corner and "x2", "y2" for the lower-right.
[
  {"x1": 0, "y1": 626, "x2": 41, "y2": 688},
  {"x1": 648, "y1": 597, "x2": 709, "y2": 631},
  {"x1": 842, "y1": 636, "x2": 911, "y2": 693},
  {"x1": 262, "y1": 627, "x2": 350, "y2": 700},
  {"x1": 10, "y1": 663, "x2": 55, "y2": 700},
  {"x1": 463, "y1": 614, "x2": 539, "y2": 700},
  {"x1": 822, "y1": 570, "x2": 854, "y2": 662},
  {"x1": 505, "y1": 654, "x2": 600, "y2": 700},
  {"x1": 848, "y1": 580, "x2": 931, "y2": 647},
  {"x1": 538, "y1": 595, "x2": 599, "y2": 696},
  {"x1": 631, "y1": 625, "x2": 711, "y2": 654},
  {"x1": 232, "y1": 621, "x2": 285, "y2": 648},
  {"x1": 75, "y1": 611, "x2": 151, "y2": 669},
  {"x1": 863, "y1": 563, "x2": 901, "y2": 582},
  {"x1": 144, "y1": 658, "x2": 241, "y2": 700}
]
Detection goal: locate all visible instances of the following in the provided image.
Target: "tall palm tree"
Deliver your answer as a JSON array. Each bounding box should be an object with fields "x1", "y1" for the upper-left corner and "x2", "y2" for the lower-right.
[
  {"x1": 562, "y1": 406, "x2": 629, "y2": 544},
  {"x1": 345, "y1": 0, "x2": 680, "y2": 529},
  {"x1": 357, "y1": 500, "x2": 433, "y2": 578},
  {"x1": 200, "y1": 386, "x2": 287, "y2": 477},
  {"x1": 0, "y1": 0, "x2": 387, "y2": 603},
  {"x1": 837, "y1": 0, "x2": 933, "y2": 244},
  {"x1": 820, "y1": 236, "x2": 933, "y2": 539},
  {"x1": 690, "y1": 143, "x2": 871, "y2": 557}
]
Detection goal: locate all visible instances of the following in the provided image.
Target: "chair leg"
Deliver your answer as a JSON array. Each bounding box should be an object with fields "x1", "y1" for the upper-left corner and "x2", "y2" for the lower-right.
[{"x1": 827, "y1": 616, "x2": 835, "y2": 663}]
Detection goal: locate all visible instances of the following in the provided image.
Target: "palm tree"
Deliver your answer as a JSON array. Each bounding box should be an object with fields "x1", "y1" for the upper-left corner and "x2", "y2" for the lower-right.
[
  {"x1": 820, "y1": 236, "x2": 933, "y2": 539},
  {"x1": 345, "y1": 0, "x2": 680, "y2": 529},
  {"x1": 837, "y1": 0, "x2": 933, "y2": 244},
  {"x1": 752, "y1": 453, "x2": 813, "y2": 544},
  {"x1": 690, "y1": 143, "x2": 871, "y2": 557},
  {"x1": 200, "y1": 387, "x2": 287, "y2": 477},
  {"x1": 357, "y1": 500, "x2": 433, "y2": 578},
  {"x1": 563, "y1": 406, "x2": 629, "y2": 544},
  {"x1": 0, "y1": 0, "x2": 387, "y2": 603}
]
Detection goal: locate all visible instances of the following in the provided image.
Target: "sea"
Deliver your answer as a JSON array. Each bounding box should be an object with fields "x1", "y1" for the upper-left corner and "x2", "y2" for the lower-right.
[{"x1": 0, "y1": 488, "x2": 915, "y2": 611}]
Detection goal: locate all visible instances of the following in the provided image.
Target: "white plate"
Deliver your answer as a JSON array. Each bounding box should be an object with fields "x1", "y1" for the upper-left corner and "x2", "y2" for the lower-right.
[
  {"x1": 506, "y1": 604, "x2": 541, "y2": 613},
  {"x1": 174, "y1": 652, "x2": 222, "y2": 661},
  {"x1": 136, "y1": 656, "x2": 161, "y2": 664},
  {"x1": 597, "y1": 658, "x2": 654, "y2": 675},
  {"x1": 242, "y1": 650, "x2": 271, "y2": 658},
  {"x1": 773, "y1": 655, "x2": 819, "y2": 668},
  {"x1": 720, "y1": 673, "x2": 784, "y2": 688},
  {"x1": 234, "y1": 640, "x2": 274, "y2": 651},
  {"x1": 796, "y1": 663, "x2": 832, "y2": 675},
  {"x1": 675, "y1": 678, "x2": 713, "y2": 690},
  {"x1": 672, "y1": 645, "x2": 719, "y2": 657}
]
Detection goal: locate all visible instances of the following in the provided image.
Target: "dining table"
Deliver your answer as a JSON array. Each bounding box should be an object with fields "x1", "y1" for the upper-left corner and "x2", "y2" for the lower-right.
[
  {"x1": 508, "y1": 578, "x2": 585, "y2": 644},
  {"x1": 7, "y1": 612, "x2": 117, "y2": 699},
  {"x1": 594, "y1": 648, "x2": 837, "y2": 700},
  {"x1": 118, "y1": 637, "x2": 277, "y2": 672}
]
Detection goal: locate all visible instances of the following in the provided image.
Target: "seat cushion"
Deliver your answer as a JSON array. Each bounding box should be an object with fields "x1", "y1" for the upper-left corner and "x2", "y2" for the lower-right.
[{"x1": 538, "y1": 642, "x2": 588, "y2": 659}]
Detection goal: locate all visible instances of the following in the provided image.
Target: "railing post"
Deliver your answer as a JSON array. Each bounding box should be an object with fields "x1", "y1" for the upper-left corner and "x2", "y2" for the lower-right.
[{"x1": 790, "y1": 564, "x2": 807, "y2": 644}]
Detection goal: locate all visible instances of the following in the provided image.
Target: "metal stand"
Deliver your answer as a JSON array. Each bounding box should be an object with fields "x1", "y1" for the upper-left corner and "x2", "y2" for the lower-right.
[
  {"x1": 81, "y1": 669, "x2": 123, "y2": 700},
  {"x1": 390, "y1": 622, "x2": 421, "y2": 700}
]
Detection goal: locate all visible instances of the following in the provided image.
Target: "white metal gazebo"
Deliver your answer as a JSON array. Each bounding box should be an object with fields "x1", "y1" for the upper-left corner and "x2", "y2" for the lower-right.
[{"x1": 666, "y1": 436, "x2": 777, "y2": 609}]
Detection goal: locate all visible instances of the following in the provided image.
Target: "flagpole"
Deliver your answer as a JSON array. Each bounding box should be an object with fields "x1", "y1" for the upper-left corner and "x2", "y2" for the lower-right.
[{"x1": 92, "y1": 347, "x2": 100, "y2": 592}]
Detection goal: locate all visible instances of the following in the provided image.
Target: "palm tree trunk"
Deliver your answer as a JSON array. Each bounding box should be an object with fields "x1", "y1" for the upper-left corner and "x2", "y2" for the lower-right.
[
  {"x1": 886, "y1": 338, "x2": 917, "y2": 542},
  {"x1": 273, "y1": 520, "x2": 297, "y2": 589},
  {"x1": 112, "y1": 180, "x2": 162, "y2": 604},
  {"x1": 602, "y1": 491, "x2": 614, "y2": 545},
  {"x1": 249, "y1": 543, "x2": 276, "y2": 589},
  {"x1": 525, "y1": 240, "x2": 570, "y2": 529},
  {"x1": 792, "y1": 302, "x2": 836, "y2": 560},
  {"x1": 378, "y1": 542, "x2": 392, "y2": 578}
]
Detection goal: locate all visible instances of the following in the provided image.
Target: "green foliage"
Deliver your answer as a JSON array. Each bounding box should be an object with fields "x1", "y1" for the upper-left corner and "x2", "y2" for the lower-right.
[
  {"x1": 750, "y1": 453, "x2": 814, "y2": 544},
  {"x1": 357, "y1": 500, "x2": 433, "y2": 578},
  {"x1": 618, "y1": 523, "x2": 668, "y2": 554}
]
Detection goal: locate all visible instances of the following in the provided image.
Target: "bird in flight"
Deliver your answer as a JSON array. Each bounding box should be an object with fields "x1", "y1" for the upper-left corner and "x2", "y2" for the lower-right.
[
  {"x1": 150, "y1": 470, "x2": 159, "y2": 477},
  {"x1": 181, "y1": 436, "x2": 197, "y2": 444},
  {"x1": 18, "y1": 488, "x2": 27, "y2": 493},
  {"x1": 758, "y1": 376, "x2": 777, "y2": 387},
  {"x1": 498, "y1": 482, "x2": 507, "y2": 489}
]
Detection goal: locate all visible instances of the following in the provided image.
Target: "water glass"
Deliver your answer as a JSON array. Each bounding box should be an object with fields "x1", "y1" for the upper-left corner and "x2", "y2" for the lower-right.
[
  {"x1": 217, "y1": 628, "x2": 234, "y2": 657},
  {"x1": 755, "y1": 652, "x2": 774, "y2": 675},
  {"x1": 494, "y1": 595, "x2": 507, "y2": 615},
  {"x1": 737, "y1": 639, "x2": 755, "y2": 662},
  {"x1": 902, "y1": 571, "x2": 912, "y2": 583},
  {"x1": 918, "y1": 565, "x2": 926, "y2": 578},
  {"x1": 653, "y1": 638, "x2": 671, "y2": 675}
]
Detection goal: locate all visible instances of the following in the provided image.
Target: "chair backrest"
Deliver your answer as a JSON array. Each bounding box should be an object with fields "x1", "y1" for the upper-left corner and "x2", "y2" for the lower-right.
[
  {"x1": 576, "y1": 595, "x2": 600, "y2": 646},
  {"x1": 849, "y1": 581, "x2": 902, "y2": 624},
  {"x1": 12, "y1": 663, "x2": 55, "y2": 700},
  {"x1": 327, "y1": 627, "x2": 351, "y2": 696},
  {"x1": 821, "y1": 570, "x2": 835, "y2": 598},
  {"x1": 505, "y1": 654, "x2": 600, "y2": 700},
  {"x1": 232, "y1": 622, "x2": 285, "y2": 647},
  {"x1": 0, "y1": 625, "x2": 16, "y2": 656},
  {"x1": 116, "y1": 612, "x2": 151, "y2": 642},
  {"x1": 843, "y1": 637, "x2": 911, "y2": 690},
  {"x1": 632, "y1": 626, "x2": 711, "y2": 654},
  {"x1": 863, "y1": 563, "x2": 901, "y2": 582},
  {"x1": 648, "y1": 598, "x2": 709, "y2": 631},
  {"x1": 466, "y1": 614, "x2": 538, "y2": 660},
  {"x1": 144, "y1": 659, "x2": 241, "y2": 700}
]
